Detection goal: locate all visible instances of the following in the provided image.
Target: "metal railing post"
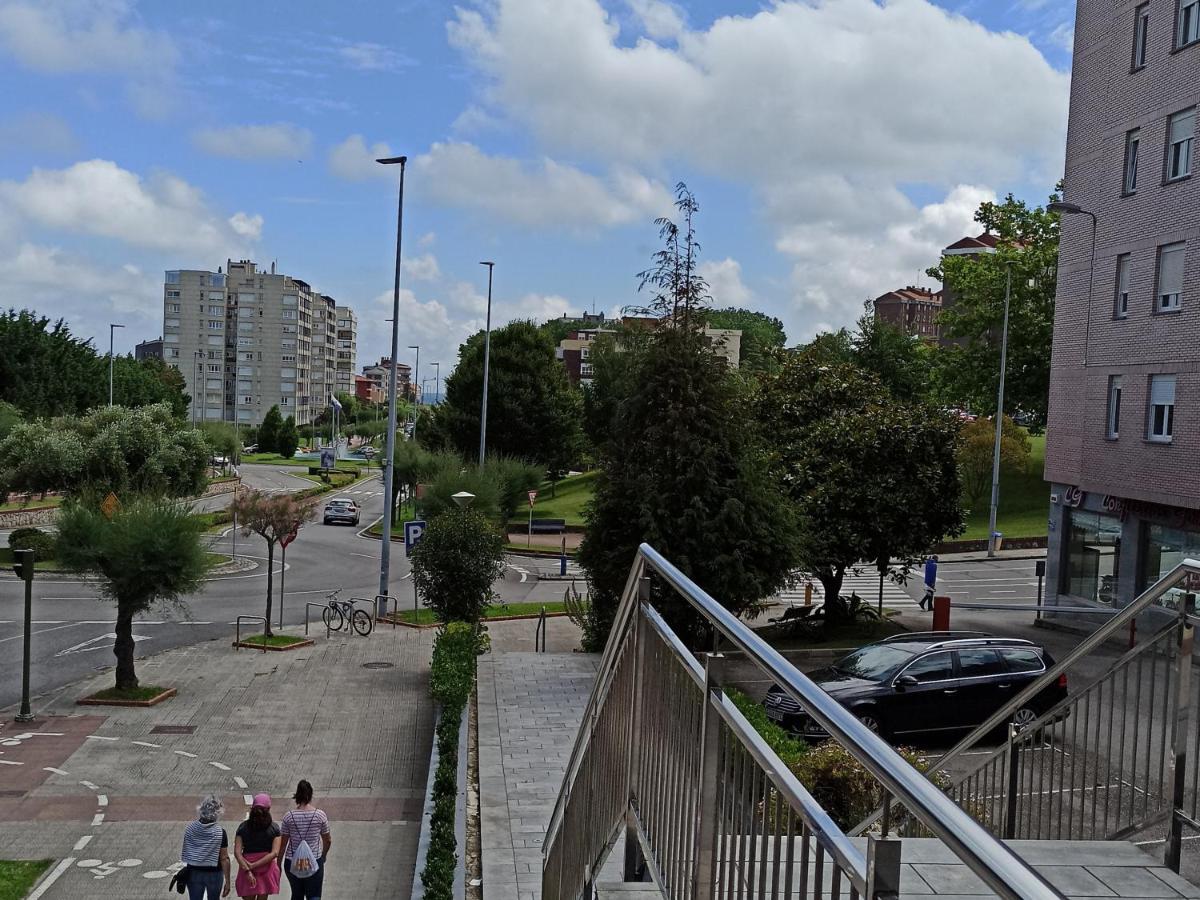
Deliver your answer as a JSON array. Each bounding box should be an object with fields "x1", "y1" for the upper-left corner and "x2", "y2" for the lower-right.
[
  {"x1": 692, "y1": 652, "x2": 725, "y2": 900},
  {"x1": 866, "y1": 835, "x2": 902, "y2": 900},
  {"x1": 1166, "y1": 617, "x2": 1194, "y2": 871},
  {"x1": 1004, "y1": 724, "x2": 1021, "y2": 840},
  {"x1": 624, "y1": 598, "x2": 648, "y2": 882}
]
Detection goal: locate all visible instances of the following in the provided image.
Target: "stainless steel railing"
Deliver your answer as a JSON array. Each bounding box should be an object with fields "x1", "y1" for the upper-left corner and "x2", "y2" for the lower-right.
[
  {"x1": 852, "y1": 559, "x2": 1200, "y2": 871},
  {"x1": 542, "y1": 543, "x2": 1062, "y2": 900}
]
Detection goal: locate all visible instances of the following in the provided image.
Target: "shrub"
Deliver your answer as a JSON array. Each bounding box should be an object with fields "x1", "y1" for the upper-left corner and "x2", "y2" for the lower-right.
[
  {"x1": 8, "y1": 526, "x2": 56, "y2": 558},
  {"x1": 727, "y1": 688, "x2": 807, "y2": 768},
  {"x1": 430, "y1": 622, "x2": 479, "y2": 708},
  {"x1": 419, "y1": 453, "x2": 502, "y2": 522},
  {"x1": 411, "y1": 509, "x2": 506, "y2": 625}
]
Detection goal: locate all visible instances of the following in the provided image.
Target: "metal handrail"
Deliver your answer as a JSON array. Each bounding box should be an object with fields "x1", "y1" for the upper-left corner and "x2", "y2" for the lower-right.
[
  {"x1": 851, "y1": 557, "x2": 1200, "y2": 836},
  {"x1": 544, "y1": 543, "x2": 1061, "y2": 900},
  {"x1": 234, "y1": 615, "x2": 268, "y2": 652}
]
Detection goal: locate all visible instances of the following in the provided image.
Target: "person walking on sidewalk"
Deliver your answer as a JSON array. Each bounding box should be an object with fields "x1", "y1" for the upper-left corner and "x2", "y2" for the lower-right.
[
  {"x1": 919, "y1": 555, "x2": 939, "y2": 611},
  {"x1": 181, "y1": 793, "x2": 232, "y2": 899},
  {"x1": 234, "y1": 793, "x2": 282, "y2": 899},
  {"x1": 279, "y1": 780, "x2": 332, "y2": 900}
]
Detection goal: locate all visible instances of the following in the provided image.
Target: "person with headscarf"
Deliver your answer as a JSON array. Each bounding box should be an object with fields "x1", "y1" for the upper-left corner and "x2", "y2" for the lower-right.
[
  {"x1": 234, "y1": 793, "x2": 282, "y2": 898},
  {"x1": 181, "y1": 793, "x2": 231, "y2": 898}
]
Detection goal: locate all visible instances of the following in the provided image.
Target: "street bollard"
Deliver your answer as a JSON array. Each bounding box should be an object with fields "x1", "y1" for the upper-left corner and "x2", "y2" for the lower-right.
[{"x1": 932, "y1": 595, "x2": 951, "y2": 632}]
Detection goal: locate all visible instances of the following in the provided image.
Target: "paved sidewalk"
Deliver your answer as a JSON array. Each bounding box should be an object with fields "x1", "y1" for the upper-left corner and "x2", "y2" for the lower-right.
[
  {"x1": 479, "y1": 618, "x2": 597, "y2": 900},
  {"x1": 0, "y1": 623, "x2": 433, "y2": 898}
]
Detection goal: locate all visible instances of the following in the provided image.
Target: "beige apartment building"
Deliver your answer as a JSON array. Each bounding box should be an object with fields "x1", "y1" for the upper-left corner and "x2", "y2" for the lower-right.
[
  {"x1": 1044, "y1": 0, "x2": 1200, "y2": 611},
  {"x1": 162, "y1": 260, "x2": 356, "y2": 427}
]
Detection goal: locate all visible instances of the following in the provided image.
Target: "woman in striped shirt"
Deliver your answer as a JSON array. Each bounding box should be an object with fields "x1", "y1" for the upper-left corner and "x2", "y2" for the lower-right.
[
  {"x1": 181, "y1": 793, "x2": 232, "y2": 899},
  {"x1": 279, "y1": 780, "x2": 332, "y2": 900}
]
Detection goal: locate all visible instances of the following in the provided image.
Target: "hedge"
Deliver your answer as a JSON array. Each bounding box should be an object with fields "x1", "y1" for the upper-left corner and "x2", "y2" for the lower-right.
[
  {"x1": 8, "y1": 527, "x2": 56, "y2": 557},
  {"x1": 421, "y1": 622, "x2": 478, "y2": 900}
]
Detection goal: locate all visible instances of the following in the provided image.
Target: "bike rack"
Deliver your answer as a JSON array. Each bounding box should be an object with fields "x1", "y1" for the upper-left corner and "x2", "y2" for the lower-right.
[
  {"x1": 374, "y1": 594, "x2": 398, "y2": 628},
  {"x1": 305, "y1": 602, "x2": 332, "y2": 639},
  {"x1": 235, "y1": 615, "x2": 268, "y2": 653}
]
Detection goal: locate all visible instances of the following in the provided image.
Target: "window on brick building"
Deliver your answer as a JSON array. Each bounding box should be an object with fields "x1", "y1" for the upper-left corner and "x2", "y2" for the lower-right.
[
  {"x1": 1107, "y1": 375, "x2": 1123, "y2": 438},
  {"x1": 1180, "y1": 0, "x2": 1200, "y2": 47},
  {"x1": 1115, "y1": 254, "x2": 1131, "y2": 318},
  {"x1": 1134, "y1": 3, "x2": 1150, "y2": 67},
  {"x1": 1156, "y1": 242, "x2": 1185, "y2": 311},
  {"x1": 1148, "y1": 375, "x2": 1176, "y2": 442},
  {"x1": 1166, "y1": 108, "x2": 1195, "y2": 181},
  {"x1": 1123, "y1": 129, "x2": 1140, "y2": 193}
]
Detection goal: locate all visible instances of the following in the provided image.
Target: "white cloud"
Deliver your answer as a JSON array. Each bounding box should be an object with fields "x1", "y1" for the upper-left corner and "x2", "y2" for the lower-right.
[
  {"x1": 337, "y1": 40, "x2": 413, "y2": 72},
  {"x1": 328, "y1": 134, "x2": 395, "y2": 181},
  {"x1": 0, "y1": 159, "x2": 260, "y2": 258},
  {"x1": 448, "y1": 0, "x2": 1068, "y2": 335},
  {"x1": 0, "y1": 111, "x2": 79, "y2": 155},
  {"x1": 1049, "y1": 21, "x2": 1074, "y2": 54},
  {"x1": 700, "y1": 258, "x2": 751, "y2": 307},
  {"x1": 404, "y1": 252, "x2": 441, "y2": 281},
  {"x1": 626, "y1": 0, "x2": 684, "y2": 40},
  {"x1": 193, "y1": 123, "x2": 313, "y2": 160}
]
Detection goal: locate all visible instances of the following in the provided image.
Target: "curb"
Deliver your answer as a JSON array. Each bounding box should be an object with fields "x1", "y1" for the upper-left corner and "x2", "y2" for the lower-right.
[
  {"x1": 77, "y1": 687, "x2": 177, "y2": 708},
  {"x1": 231, "y1": 638, "x2": 315, "y2": 652}
]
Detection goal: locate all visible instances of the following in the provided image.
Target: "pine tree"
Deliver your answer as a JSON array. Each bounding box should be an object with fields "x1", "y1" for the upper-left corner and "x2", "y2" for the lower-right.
[
  {"x1": 277, "y1": 415, "x2": 299, "y2": 459},
  {"x1": 258, "y1": 405, "x2": 283, "y2": 454}
]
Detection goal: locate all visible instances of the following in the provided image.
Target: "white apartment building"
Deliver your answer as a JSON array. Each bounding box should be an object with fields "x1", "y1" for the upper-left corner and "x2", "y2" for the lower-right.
[{"x1": 162, "y1": 260, "x2": 357, "y2": 427}]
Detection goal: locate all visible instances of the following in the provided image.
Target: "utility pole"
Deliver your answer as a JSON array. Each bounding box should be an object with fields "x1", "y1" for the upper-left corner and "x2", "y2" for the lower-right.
[
  {"x1": 479, "y1": 261, "x2": 495, "y2": 467},
  {"x1": 13, "y1": 549, "x2": 35, "y2": 722},
  {"x1": 987, "y1": 266, "x2": 1013, "y2": 559}
]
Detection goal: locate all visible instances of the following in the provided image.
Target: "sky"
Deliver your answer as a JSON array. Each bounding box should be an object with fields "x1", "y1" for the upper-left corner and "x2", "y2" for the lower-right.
[{"x1": 0, "y1": 0, "x2": 1074, "y2": 384}]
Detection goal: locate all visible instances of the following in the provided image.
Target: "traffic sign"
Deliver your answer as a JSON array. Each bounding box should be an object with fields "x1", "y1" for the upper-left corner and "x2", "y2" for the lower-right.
[
  {"x1": 404, "y1": 520, "x2": 427, "y2": 558},
  {"x1": 280, "y1": 522, "x2": 299, "y2": 549},
  {"x1": 100, "y1": 492, "x2": 120, "y2": 520},
  {"x1": 528, "y1": 490, "x2": 538, "y2": 508}
]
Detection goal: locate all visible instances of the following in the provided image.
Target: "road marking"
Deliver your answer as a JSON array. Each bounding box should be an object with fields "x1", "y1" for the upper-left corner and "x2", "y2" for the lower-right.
[
  {"x1": 84, "y1": 735, "x2": 119, "y2": 742},
  {"x1": 209, "y1": 761, "x2": 231, "y2": 771},
  {"x1": 0, "y1": 623, "x2": 80, "y2": 643},
  {"x1": 244, "y1": 793, "x2": 254, "y2": 806},
  {"x1": 27, "y1": 857, "x2": 74, "y2": 899},
  {"x1": 131, "y1": 741, "x2": 161, "y2": 748},
  {"x1": 43, "y1": 766, "x2": 70, "y2": 775},
  {"x1": 92, "y1": 813, "x2": 105, "y2": 826},
  {"x1": 0, "y1": 759, "x2": 23, "y2": 766},
  {"x1": 57, "y1": 633, "x2": 151, "y2": 656},
  {"x1": 80, "y1": 780, "x2": 99, "y2": 789},
  {"x1": 233, "y1": 776, "x2": 248, "y2": 789},
  {"x1": 351, "y1": 553, "x2": 376, "y2": 559},
  {"x1": 97, "y1": 794, "x2": 108, "y2": 806},
  {"x1": 174, "y1": 750, "x2": 197, "y2": 759},
  {"x1": 74, "y1": 835, "x2": 93, "y2": 851}
]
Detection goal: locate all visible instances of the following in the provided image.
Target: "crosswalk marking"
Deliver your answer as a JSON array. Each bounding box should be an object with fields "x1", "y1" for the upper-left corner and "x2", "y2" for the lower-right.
[{"x1": 774, "y1": 571, "x2": 921, "y2": 610}]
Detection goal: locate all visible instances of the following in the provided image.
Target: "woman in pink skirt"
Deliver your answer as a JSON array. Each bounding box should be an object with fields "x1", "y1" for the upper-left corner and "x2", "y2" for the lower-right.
[{"x1": 233, "y1": 793, "x2": 282, "y2": 899}]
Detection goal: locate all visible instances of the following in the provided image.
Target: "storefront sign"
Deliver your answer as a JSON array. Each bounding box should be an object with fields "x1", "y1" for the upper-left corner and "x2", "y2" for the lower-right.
[{"x1": 1062, "y1": 485, "x2": 1083, "y2": 508}]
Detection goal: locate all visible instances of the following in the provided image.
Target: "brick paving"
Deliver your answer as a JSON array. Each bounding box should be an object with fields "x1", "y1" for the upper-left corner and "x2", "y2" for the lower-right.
[{"x1": 0, "y1": 623, "x2": 433, "y2": 898}]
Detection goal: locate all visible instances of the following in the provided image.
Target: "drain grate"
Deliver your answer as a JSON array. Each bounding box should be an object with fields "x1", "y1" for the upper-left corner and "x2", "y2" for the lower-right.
[
  {"x1": 361, "y1": 661, "x2": 395, "y2": 670},
  {"x1": 149, "y1": 725, "x2": 195, "y2": 735}
]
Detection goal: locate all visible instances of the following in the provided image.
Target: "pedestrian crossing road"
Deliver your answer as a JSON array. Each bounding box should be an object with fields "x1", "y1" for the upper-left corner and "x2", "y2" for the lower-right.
[{"x1": 774, "y1": 570, "x2": 923, "y2": 611}]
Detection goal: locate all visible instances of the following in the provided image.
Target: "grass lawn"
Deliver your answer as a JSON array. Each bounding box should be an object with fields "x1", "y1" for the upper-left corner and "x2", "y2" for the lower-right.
[
  {"x1": 0, "y1": 495, "x2": 62, "y2": 513},
  {"x1": 236, "y1": 633, "x2": 308, "y2": 648},
  {"x1": 391, "y1": 601, "x2": 567, "y2": 625},
  {"x1": 530, "y1": 471, "x2": 596, "y2": 527},
  {"x1": 204, "y1": 552, "x2": 230, "y2": 567},
  {"x1": 960, "y1": 432, "x2": 1049, "y2": 541},
  {"x1": 300, "y1": 472, "x2": 358, "y2": 488},
  {"x1": 85, "y1": 684, "x2": 169, "y2": 702},
  {"x1": 504, "y1": 541, "x2": 578, "y2": 558},
  {"x1": 242, "y1": 452, "x2": 363, "y2": 471},
  {"x1": 0, "y1": 859, "x2": 51, "y2": 900}
]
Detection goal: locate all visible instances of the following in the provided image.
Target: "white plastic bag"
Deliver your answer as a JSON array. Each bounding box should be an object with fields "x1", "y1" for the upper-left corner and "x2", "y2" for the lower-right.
[{"x1": 291, "y1": 840, "x2": 320, "y2": 878}]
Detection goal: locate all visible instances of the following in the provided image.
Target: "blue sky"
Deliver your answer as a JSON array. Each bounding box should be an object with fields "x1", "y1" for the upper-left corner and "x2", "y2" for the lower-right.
[{"x1": 0, "y1": 0, "x2": 1073, "y2": 378}]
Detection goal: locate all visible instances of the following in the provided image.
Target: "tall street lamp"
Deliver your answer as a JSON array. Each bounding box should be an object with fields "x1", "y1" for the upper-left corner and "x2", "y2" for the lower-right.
[
  {"x1": 193, "y1": 350, "x2": 204, "y2": 428},
  {"x1": 431, "y1": 361, "x2": 440, "y2": 404},
  {"x1": 986, "y1": 265, "x2": 1013, "y2": 559},
  {"x1": 479, "y1": 261, "x2": 495, "y2": 467},
  {"x1": 108, "y1": 323, "x2": 125, "y2": 407},
  {"x1": 1047, "y1": 201, "x2": 1099, "y2": 365},
  {"x1": 377, "y1": 154, "x2": 408, "y2": 605},
  {"x1": 409, "y1": 345, "x2": 420, "y2": 417}
]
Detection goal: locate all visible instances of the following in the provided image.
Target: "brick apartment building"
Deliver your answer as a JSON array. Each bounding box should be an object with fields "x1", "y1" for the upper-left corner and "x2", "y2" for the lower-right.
[
  {"x1": 1044, "y1": 0, "x2": 1200, "y2": 610},
  {"x1": 362, "y1": 357, "x2": 413, "y2": 402},
  {"x1": 872, "y1": 287, "x2": 943, "y2": 340}
]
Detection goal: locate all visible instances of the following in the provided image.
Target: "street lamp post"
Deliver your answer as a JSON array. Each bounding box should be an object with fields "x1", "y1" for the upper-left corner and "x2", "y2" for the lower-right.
[
  {"x1": 376, "y1": 154, "x2": 408, "y2": 605},
  {"x1": 193, "y1": 350, "x2": 204, "y2": 428},
  {"x1": 408, "y1": 344, "x2": 420, "y2": 437},
  {"x1": 479, "y1": 261, "x2": 495, "y2": 467},
  {"x1": 431, "y1": 361, "x2": 440, "y2": 404},
  {"x1": 986, "y1": 266, "x2": 1013, "y2": 559},
  {"x1": 1047, "y1": 201, "x2": 1099, "y2": 365},
  {"x1": 108, "y1": 323, "x2": 124, "y2": 407}
]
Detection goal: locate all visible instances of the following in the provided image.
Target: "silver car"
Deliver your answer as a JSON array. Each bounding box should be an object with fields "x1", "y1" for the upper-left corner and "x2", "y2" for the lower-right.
[{"x1": 323, "y1": 498, "x2": 360, "y2": 526}]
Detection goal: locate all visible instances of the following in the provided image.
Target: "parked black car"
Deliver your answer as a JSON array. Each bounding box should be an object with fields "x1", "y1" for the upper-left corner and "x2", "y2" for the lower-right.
[{"x1": 762, "y1": 632, "x2": 1068, "y2": 741}]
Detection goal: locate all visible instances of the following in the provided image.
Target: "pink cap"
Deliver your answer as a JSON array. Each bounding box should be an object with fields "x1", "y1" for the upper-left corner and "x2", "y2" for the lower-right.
[{"x1": 253, "y1": 793, "x2": 271, "y2": 808}]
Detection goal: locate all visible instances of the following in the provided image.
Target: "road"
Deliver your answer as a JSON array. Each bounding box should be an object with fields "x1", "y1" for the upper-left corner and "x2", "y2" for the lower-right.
[{"x1": 0, "y1": 467, "x2": 566, "y2": 711}]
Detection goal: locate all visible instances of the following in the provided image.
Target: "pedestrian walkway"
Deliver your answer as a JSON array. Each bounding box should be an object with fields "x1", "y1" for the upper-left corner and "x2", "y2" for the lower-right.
[
  {"x1": 0, "y1": 623, "x2": 434, "y2": 899},
  {"x1": 774, "y1": 569, "x2": 921, "y2": 611}
]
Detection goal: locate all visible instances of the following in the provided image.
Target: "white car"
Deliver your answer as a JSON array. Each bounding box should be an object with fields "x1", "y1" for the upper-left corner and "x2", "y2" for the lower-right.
[{"x1": 323, "y1": 498, "x2": 360, "y2": 526}]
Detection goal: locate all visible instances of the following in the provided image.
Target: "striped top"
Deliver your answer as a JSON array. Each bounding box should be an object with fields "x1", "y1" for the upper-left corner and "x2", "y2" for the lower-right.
[
  {"x1": 181, "y1": 820, "x2": 227, "y2": 867},
  {"x1": 280, "y1": 808, "x2": 330, "y2": 860}
]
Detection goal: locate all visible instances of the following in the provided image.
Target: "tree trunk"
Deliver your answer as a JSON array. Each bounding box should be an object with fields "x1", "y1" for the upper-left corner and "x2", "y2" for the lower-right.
[
  {"x1": 819, "y1": 566, "x2": 848, "y2": 625},
  {"x1": 264, "y1": 541, "x2": 275, "y2": 637},
  {"x1": 113, "y1": 607, "x2": 138, "y2": 691}
]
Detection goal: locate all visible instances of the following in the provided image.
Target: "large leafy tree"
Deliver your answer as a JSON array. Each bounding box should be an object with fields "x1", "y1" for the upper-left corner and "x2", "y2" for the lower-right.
[
  {"x1": 0, "y1": 310, "x2": 106, "y2": 417},
  {"x1": 110, "y1": 356, "x2": 189, "y2": 418},
  {"x1": 57, "y1": 498, "x2": 211, "y2": 690},
  {"x1": 438, "y1": 321, "x2": 583, "y2": 468},
  {"x1": 257, "y1": 405, "x2": 283, "y2": 454},
  {"x1": 704, "y1": 308, "x2": 787, "y2": 376},
  {"x1": 803, "y1": 314, "x2": 935, "y2": 404},
  {"x1": 929, "y1": 191, "x2": 1060, "y2": 421},
  {"x1": 231, "y1": 491, "x2": 312, "y2": 635},
  {"x1": 410, "y1": 507, "x2": 506, "y2": 624},
  {"x1": 757, "y1": 353, "x2": 964, "y2": 610},
  {"x1": 957, "y1": 415, "x2": 1031, "y2": 512}
]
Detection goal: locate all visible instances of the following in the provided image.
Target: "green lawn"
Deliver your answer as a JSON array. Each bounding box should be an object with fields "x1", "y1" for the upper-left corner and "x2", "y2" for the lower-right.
[
  {"x1": 242, "y1": 452, "x2": 363, "y2": 471},
  {"x1": 530, "y1": 471, "x2": 596, "y2": 526},
  {"x1": 0, "y1": 860, "x2": 51, "y2": 900},
  {"x1": 236, "y1": 633, "x2": 309, "y2": 648},
  {"x1": 0, "y1": 496, "x2": 62, "y2": 513},
  {"x1": 390, "y1": 601, "x2": 567, "y2": 625},
  {"x1": 960, "y1": 433, "x2": 1049, "y2": 541},
  {"x1": 84, "y1": 684, "x2": 168, "y2": 702}
]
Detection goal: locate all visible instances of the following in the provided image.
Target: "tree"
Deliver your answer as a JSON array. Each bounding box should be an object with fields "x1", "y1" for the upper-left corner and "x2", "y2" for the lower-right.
[
  {"x1": 258, "y1": 405, "x2": 283, "y2": 454},
  {"x1": 756, "y1": 354, "x2": 964, "y2": 615},
  {"x1": 957, "y1": 416, "x2": 1031, "y2": 512},
  {"x1": 438, "y1": 321, "x2": 583, "y2": 468},
  {"x1": 798, "y1": 314, "x2": 935, "y2": 404},
  {"x1": 580, "y1": 327, "x2": 798, "y2": 650},
  {"x1": 277, "y1": 415, "x2": 299, "y2": 459},
  {"x1": 0, "y1": 401, "x2": 22, "y2": 441},
  {"x1": 414, "y1": 405, "x2": 452, "y2": 453},
  {"x1": 928, "y1": 190, "x2": 1060, "y2": 421},
  {"x1": 705, "y1": 308, "x2": 787, "y2": 376},
  {"x1": 391, "y1": 441, "x2": 439, "y2": 522},
  {"x1": 197, "y1": 422, "x2": 240, "y2": 469},
  {"x1": 230, "y1": 491, "x2": 313, "y2": 635},
  {"x1": 110, "y1": 356, "x2": 189, "y2": 418},
  {"x1": 632, "y1": 182, "x2": 710, "y2": 328},
  {"x1": 0, "y1": 421, "x2": 85, "y2": 498},
  {"x1": 0, "y1": 309, "x2": 105, "y2": 417},
  {"x1": 410, "y1": 507, "x2": 506, "y2": 624},
  {"x1": 56, "y1": 497, "x2": 211, "y2": 690}
]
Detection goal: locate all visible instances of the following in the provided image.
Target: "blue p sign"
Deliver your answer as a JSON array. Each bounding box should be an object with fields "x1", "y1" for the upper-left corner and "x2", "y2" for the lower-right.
[{"x1": 404, "y1": 520, "x2": 426, "y2": 557}]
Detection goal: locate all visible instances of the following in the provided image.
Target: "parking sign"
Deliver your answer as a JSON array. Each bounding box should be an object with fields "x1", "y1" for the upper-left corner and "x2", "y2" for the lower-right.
[{"x1": 404, "y1": 520, "x2": 427, "y2": 557}]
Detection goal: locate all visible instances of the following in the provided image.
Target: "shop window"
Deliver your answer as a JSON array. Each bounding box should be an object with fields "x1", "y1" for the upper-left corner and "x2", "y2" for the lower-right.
[
  {"x1": 1140, "y1": 524, "x2": 1200, "y2": 607},
  {"x1": 1061, "y1": 510, "x2": 1123, "y2": 604}
]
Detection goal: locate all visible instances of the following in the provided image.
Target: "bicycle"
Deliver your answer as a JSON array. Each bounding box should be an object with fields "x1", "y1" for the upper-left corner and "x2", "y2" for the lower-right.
[{"x1": 321, "y1": 589, "x2": 374, "y2": 636}]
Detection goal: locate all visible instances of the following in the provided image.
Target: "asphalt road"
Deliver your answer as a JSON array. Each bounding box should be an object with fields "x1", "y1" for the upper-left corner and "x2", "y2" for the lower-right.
[{"x1": 0, "y1": 467, "x2": 564, "y2": 712}]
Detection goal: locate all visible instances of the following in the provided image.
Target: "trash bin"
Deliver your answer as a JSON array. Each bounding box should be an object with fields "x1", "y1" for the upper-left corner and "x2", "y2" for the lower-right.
[{"x1": 992, "y1": 531, "x2": 1004, "y2": 552}]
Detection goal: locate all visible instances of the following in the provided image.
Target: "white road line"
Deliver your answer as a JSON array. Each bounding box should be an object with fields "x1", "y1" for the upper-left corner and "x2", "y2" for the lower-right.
[
  {"x1": 233, "y1": 776, "x2": 248, "y2": 789},
  {"x1": 244, "y1": 794, "x2": 254, "y2": 806},
  {"x1": 84, "y1": 735, "x2": 119, "y2": 742},
  {"x1": 351, "y1": 553, "x2": 376, "y2": 559},
  {"x1": 80, "y1": 780, "x2": 99, "y2": 789},
  {"x1": 97, "y1": 794, "x2": 108, "y2": 806},
  {"x1": 73, "y1": 835, "x2": 93, "y2": 851},
  {"x1": 27, "y1": 856, "x2": 75, "y2": 899},
  {"x1": 43, "y1": 766, "x2": 70, "y2": 776},
  {"x1": 0, "y1": 623, "x2": 81, "y2": 643},
  {"x1": 0, "y1": 759, "x2": 23, "y2": 766},
  {"x1": 131, "y1": 741, "x2": 161, "y2": 748},
  {"x1": 174, "y1": 750, "x2": 197, "y2": 759},
  {"x1": 209, "y1": 761, "x2": 231, "y2": 771},
  {"x1": 91, "y1": 813, "x2": 105, "y2": 826}
]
